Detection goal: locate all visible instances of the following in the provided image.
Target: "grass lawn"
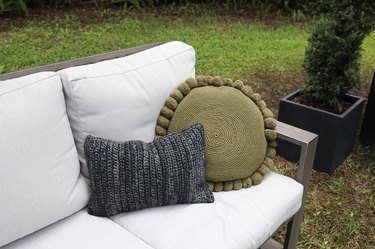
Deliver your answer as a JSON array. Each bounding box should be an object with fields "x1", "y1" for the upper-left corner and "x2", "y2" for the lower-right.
[{"x1": 1, "y1": 4, "x2": 374, "y2": 248}]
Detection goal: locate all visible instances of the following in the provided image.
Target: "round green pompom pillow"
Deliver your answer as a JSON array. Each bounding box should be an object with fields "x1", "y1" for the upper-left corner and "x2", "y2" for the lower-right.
[{"x1": 155, "y1": 76, "x2": 277, "y2": 192}]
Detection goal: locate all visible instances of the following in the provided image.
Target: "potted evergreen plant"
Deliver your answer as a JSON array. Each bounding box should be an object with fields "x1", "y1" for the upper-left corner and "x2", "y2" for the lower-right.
[{"x1": 277, "y1": 0, "x2": 375, "y2": 174}]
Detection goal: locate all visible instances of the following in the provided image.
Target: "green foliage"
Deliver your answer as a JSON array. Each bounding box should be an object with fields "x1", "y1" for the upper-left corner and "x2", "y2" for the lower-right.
[
  {"x1": 248, "y1": 0, "x2": 334, "y2": 15},
  {"x1": 0, "y1": 0, "x2": 29, "y2": 15},
  {"x1": 302, "y1": 0, "x2": 375, "y2": 113},
  {"x1": 0, "y1": 0, "x2": 341, "y2": 17}
]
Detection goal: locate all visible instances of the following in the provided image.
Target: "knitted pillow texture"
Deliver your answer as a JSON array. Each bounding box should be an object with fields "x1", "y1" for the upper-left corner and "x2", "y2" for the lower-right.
[
  {"x1": 155, "y1": 76, "x2": 277, "y2": 192},
  {"x1": 84, "y1": 124, "x2": 214, "y2": 217}
]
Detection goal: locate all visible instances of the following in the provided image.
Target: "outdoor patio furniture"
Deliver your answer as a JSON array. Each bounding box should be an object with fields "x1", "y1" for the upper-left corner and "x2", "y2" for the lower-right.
[{"x1": 0, "y1": 41, "x2": 318, "y2": 249}]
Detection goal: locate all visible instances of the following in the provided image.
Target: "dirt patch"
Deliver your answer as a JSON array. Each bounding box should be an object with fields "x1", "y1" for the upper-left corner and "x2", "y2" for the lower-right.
[
  {"x1": 0, "y1": 5, "x2": 119, "y2": 32},
  {"x1": 293, "y1": 94, "x2": 353, "y2": 114},
  {"x1": 244, "y1": 70, "x2": 306, "y2": 116},
  {"x1": 0, "y1": 3, "x2": 314, "y2": 32}
]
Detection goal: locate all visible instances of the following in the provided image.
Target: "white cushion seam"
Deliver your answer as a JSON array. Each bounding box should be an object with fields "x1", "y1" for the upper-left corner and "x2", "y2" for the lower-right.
[
  {"x1": 67, "y1": 47, "x2": 194, "y2": 83},
  {"x1": 108, "y1": 218, "x2": 158, "y2": 249},
  {"x1": 68, "y1": 76, "x2": 87, "y2": 143},
  {"x1": 0, "y1": 73, "x2": 58, "y2": 97}
]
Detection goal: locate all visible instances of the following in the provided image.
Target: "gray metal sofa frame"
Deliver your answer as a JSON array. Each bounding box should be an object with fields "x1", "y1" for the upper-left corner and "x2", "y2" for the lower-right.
[{"x1": 0, "y1": 42, "x2": 318, "y2": 249}]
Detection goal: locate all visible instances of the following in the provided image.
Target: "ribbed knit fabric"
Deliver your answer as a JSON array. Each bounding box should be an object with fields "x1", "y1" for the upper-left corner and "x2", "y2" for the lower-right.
[{"x1": 84, "y1": 124, "x2": 214, "y2": 217}]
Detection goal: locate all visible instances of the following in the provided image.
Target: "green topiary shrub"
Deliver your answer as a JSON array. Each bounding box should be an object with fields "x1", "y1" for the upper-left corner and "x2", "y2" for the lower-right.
[{"x1": 302, "y1": 0, "x2": 375, "y2": 113}]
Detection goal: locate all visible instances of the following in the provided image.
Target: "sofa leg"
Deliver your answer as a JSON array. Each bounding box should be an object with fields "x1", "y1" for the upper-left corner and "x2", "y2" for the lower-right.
[{"x1": 283, "y1": 215, "x2": 300, "y2": 249}]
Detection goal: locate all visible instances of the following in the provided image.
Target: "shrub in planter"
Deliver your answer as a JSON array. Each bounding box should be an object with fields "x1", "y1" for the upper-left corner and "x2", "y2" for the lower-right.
[
  {"x1": 301, "y1": 0, "x2": 375, "y2": 113},
  {"x1": 278, "y1": 0, "x2": 375, "y2": 174}
]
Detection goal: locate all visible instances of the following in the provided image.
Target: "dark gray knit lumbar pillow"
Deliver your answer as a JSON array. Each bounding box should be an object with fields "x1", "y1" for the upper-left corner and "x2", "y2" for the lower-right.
[{"x1": 84, "y1": 124, "x2": 214, "y2": 217}]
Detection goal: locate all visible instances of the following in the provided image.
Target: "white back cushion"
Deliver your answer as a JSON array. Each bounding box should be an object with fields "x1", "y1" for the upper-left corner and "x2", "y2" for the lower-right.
[
  {"x1": 59, "y1": 41, "x2": 196, "y2": 176},
  {"x1": 0, "y1": 72, "x2": 90, "y2": 247}
]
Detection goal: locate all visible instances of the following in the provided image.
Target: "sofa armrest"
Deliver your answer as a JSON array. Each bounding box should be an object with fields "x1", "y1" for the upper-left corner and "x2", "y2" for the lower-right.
[
  {"x1": 262, "y1": 121, "x2": 318, "y2": 249},
  {"x1": 275, "y1": 121, "x2": 318, "y2": 185},
  {"x1": 0, "y1": 43, "x2": 164, "y2": 81}
]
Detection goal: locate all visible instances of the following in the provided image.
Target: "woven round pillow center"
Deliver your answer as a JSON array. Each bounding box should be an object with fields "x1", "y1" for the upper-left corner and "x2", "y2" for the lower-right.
[
  {"x1": 168, "y1": 86, "x2": 266, "y2": 182},
  {"x1": 155, "y1": 76, "x2": 277, "y2": 191}
]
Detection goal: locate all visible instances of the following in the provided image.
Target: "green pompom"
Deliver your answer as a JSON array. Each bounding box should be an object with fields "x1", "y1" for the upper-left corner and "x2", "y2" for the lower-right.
[
  {"x1": 207, "y1": 182, "x2": 214, "y2": 191},
  {"x1": 241, "y1": 85, "x2": 254, "y2": 97},
  {"x1": 157, "y1": 116, "x2": 170, "y2": 128},
  {"x1": 264, "y1": 118, "x2": 277, "y2": 129},
  {"x1": 161, "y1": 106, "x2": 174, "y2": 119},
  {"x1": 256, "y1": 100, "x2": 267, "y2": 110},
  {"x1": 251, "y1": 172, "x2": 263, "y2": 185},
  {"x1": 268, "y1": 140, "x2": 277, "y2": 148},
  {"x1": 206, "y1": 76, "x2": 214, "y2": 85},
  {"x1": 178, "y1": 83, "x2": 191, "y2": 96},
  {"x1": 242, "y1": 177, "x2": 252, "y2": 188},
  {"x1": 223, "y1": 78, "x2": 234, "y2": 87},
  {"x1": 265, "y1": 129, "x2": 277, "y2": 140},
  {"x1": 263, "y1": 157, "x2": 274, "y2": 168},
  {"x1": 197, "y1": 75, "x2": 208, "y2": 86},
  {"x1": 166, "y1": 97, "x2": 178, "y2": 110},
  {"x1": 262, "y1": 108, "x2": 275, "y2": 118},
  {"x1": 250, "y1": 93, "x2": 262, "y2": 102},
  {"x1": 186, "y1": 77, "x2": 198, "y2": 89},
  {"x1": 223, "y1": 181, "x2": 233, "y2": 191},
  {"x1": 155, "y1": 125, "x2": 167, "y2": 136},
  {"x1": 257, "y1": 164, "x2": 270, "y2": 176},
  {"x1": 171, "y1": 90, "x2": 184, "y2": 103},
  {"x1": 212, "y1": 76, "x2": 223, "y2": 87},
  {"x1": 233, "y1": 179, "x2": 243, "y2": 190},
  {"x1": 266, "y1": 147, "x2": 277, "y2": 158},
  {"x1": 213, "y1": 182, "x2": 223, "y2": 192},
  {"x1": 233, "y1": 80, "x2": 244, "y2": 89}
]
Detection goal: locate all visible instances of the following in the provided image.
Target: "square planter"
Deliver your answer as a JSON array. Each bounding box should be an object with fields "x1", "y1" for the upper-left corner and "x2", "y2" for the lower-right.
[{"x1": 277, "y1": 89, "x2": 365, "y2": 174}]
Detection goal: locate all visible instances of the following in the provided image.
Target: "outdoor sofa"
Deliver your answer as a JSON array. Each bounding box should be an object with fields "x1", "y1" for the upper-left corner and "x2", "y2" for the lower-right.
[{"x1": 0, "y1": 41, "x2": 318, "y2": 249}]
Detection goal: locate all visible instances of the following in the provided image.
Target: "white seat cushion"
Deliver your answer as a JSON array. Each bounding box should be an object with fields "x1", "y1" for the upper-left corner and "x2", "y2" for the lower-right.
[
  {"x1": 111, "y1": 172, "x2": 303, "y2": 249},
  {"x1": 2, "y1": 211, "x2": 153, "y2": 249},
  {"x1": 59, "y1": 41, "x2": 196, "y2": 176},
  {"x1": 0, "y1": 72, "x2": 90, "y2": 247}
]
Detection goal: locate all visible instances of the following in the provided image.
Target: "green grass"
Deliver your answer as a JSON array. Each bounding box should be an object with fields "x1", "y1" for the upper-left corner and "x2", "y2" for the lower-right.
[
  {"x1": 0, "y1": 15, "x2": 310, "y2": 79},
  {"x1": 1, "y1": 11, "x2": 374, "y2": 81},
  {"x1": 1, "y1": 6, "x2": 375, "y2": 248},
  {"x1": 2, "y1": 10, "x2": 373, "y2": 79}
]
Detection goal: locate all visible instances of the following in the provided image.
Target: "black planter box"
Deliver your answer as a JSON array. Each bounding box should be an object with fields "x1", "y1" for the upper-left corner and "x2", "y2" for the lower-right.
[
  {"x1": 360, "y1": 72, "x2": 375, "y2": 145},
  {"x1": 277, "y1": 90, "x2": 365, "y2": 174}
]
